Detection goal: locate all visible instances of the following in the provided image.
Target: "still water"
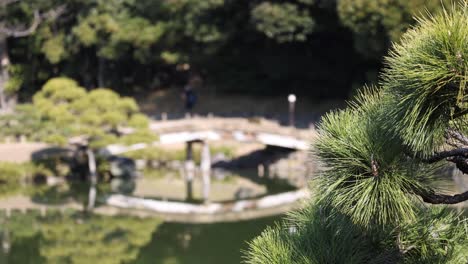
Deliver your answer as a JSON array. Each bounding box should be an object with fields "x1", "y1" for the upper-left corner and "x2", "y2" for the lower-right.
[
  {"x1": 0, "y1": 166, "x2": 465, "y2": 264},
  {"x1": 133, "y1": 217, "x2": 280, "y2": 264},
  {"x1": 0, "y1": 167, "x2": 291, "y2": 264},
  {"x1": 0, "y1": 210, "x2": 280, "y2": 264}
]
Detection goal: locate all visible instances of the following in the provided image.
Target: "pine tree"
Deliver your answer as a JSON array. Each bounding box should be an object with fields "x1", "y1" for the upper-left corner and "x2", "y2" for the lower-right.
[
  {"x1": 245, "y1": 3, "x2": 468, "y2": 263},
  {"x1": 0, "y1": 0, "x2": 66, "y2": 112}
]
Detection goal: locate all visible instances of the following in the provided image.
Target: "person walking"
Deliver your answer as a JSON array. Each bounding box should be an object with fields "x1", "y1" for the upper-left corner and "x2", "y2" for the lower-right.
[
  {"x1": 183, "y1": 84, "x2": 196, "y2": 117},
  {"x1": 182, "y1": 75, "x2": 201, "y2": 117}
]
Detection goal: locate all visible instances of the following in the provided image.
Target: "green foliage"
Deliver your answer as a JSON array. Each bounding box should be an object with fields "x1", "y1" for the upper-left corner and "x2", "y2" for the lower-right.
[
  {"x1": 338, "y1": 0, "x2": 409, "y2": 39},
  {"x1": 0, "y1": 162, "x2": 24, "y2": 195},
  {"x1": 337, "y1": 0, "x2": 450, "y2": 57},
  {"x1": 1, "y1": 77, "x2": 154, "y2": 147},
  {"x1": 0, "y1": 211, "x2": 161, "y2": 264},
  {"x1": 41, "y1": 34, "x2": 67, "y2": 64},
  {"x1": 5, "y1": 64, "x2": 24, "y2": 94},
  {"x1": 119, "y1": 130, "x2": 158, "y2": 146},
  {"x1": 29, "y1": 77, "x2": 153, "y2": 147},
  {"x1": 246, "y1": 202, "x2": 382, "y2": 264},
  {"x1": 382, "y1": 5, "x2": 468, "y2": 155},
  {"x1": 0, "y1": 162, "x2": 53, "y2": 197},
  {"x1": 72, "y1": 5, "x2": 166, "y2": 62},
  {"x1": 251, "y1": 2, "x2": 315, "y2": 42},
  {"x1": 316, "y1": 91, "x2": 421, "y2": 228},
  {"x1": 160, "y1": 51, "x2": 182, "y2": 64},
  {"x1": 246, "y1": 5, "x2": 468, "y2": 263},
  {"x1": 128, "y1": 113, "x2": 150, "y2": 129},
  {"x1": 171, "y1": 0, "x2": 225, "y2": 43},
  {"x1": 5, "y1": 0, "x2": 455, "y2": 99},
  {"x1": 396, "y1": 207, "x2": 468, "y2": 263},
  {"x1": 39, "y1": 212, "x2": 160, "y2": 264},
  {"x1": 0, "y1": 104, "x2": 64, "y2": 142},
  {"x1": 122, "y1": 145, "x2": 234, "y2": 164},
  {"x1": 122, "y1": 147, "x2": 187, "y2": 163}
]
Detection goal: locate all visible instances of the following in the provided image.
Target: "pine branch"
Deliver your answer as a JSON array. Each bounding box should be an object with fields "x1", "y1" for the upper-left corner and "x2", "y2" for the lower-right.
[
  {"x1": 0, "y1": 0, "x2": 20, "y2": 7},
  {"x1": 0, "y1": 10, "x2": 41, "y2": 37},
  {"x1": 423, "y1": 148, "x2": 468, "y2": 163},
  {"x1": 41, "y1": 4, "x2": 67, "y2": 21},
  {"x1": 419, "y1": 189, "x2": 468, "y2": 204},
  {"x1": 418, "y1": 147, "x2": 468, "y2": 204},
  {"x1": 447, "y1": 156, "x2": 468, "y2": 174},
  {"x1": 0, "y1": 5, "x2": 66, "y2": 37},
  {"x1": 452, "y1": 108, "x2": 468, "y2": 119},
  {"x1": 447, "y1": 129, "x2": 468, "y2": 146}
]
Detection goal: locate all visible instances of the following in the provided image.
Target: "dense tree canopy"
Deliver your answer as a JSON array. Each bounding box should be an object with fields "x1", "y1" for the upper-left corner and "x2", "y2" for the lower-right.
[
  {"x1": 337, "y1": 0, "x2": 451, "y2": 58},
  {"x1": 246, "y1": 4, "x2": 467, "y2": 263},
  {"x1": 0, "y1": 0, "x2": 450, "y2": 102},
  {"x1": 251, "y1": 2, "x2": 315, "y2": 43}
]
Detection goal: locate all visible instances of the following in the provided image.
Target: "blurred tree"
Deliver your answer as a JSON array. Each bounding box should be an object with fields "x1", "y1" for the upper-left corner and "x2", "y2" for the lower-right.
[
  {"x1": 0, "y1": 0, "x2": 65, "y2": 112},
  {"x1": 29, "y1": 77, "x2": 156, "y2": 209},
  {"x1": 1, "y1": 0, "x2": 454, "y2": 102},
  {"x1": 337, "y1": 0, "x2": 450, "y2": 58},
  {"x1": 251, "y1": 1, "x2": 315, "y2": 43},
  {"x1": 70, "y1": 0, "x2": 166, "y2": 86},
  {"x1": 31, "y1": 77, "x2": 154, "y2": 147}
]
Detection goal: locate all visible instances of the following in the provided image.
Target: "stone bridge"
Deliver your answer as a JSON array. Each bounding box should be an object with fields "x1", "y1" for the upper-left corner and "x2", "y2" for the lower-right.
[
  {"x1": 105, "y1": 117, "x2": 316, "y2": 155},
  {"x1": 102, "y1": 117, "x2": 316, "y2": 200},
  {"x1": 100, "y1": 117, "x2": 317, "y2": 220},
  {"x1": 0, "y1": 117, "x2": 317, "y2": 222},
  {"x1": 104, "y1": 188, "x2": 310, "y2": 223},
  {"x1": 0, "y1": 189, "x2": 310, "y2": 223}
]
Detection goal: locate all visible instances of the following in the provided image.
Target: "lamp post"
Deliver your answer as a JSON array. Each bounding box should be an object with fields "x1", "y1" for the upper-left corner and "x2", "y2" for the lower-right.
[{"x1": 288, "y1": 94, "x2": 296, "y2": 127}]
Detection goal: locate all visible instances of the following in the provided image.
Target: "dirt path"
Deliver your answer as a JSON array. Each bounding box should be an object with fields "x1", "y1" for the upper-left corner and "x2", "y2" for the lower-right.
[
  {"x1": 0, "y1": 142, "x2": 48, "y2": 163},
  {"x1": 137, "y1": 88, "x2": 345, "y2": 127}
]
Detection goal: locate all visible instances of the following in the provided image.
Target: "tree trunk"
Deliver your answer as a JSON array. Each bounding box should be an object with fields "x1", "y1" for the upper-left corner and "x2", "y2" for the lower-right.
[
  {"x1": 0, "y1": 35, "x2": 10, "y2": 113},
  {"x1": 97, "y1": 56, "x2": 105, "y2": 87},
  {"x1": 86, "y1": 148, "x2": 98, "y2": 211},
  {"x1": 0, "y1": 35, "x2": 17, "y2": 113}
]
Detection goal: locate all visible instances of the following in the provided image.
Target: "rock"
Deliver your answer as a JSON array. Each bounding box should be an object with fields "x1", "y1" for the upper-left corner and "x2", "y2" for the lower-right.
[
  {"x1": 108, "y1": 156, "x2": 138, "y2": 179},
  {"x1": 110, "y1": 178, "x2": 136, "y2": 194},
  {"x1": 31, "y1": 147, "x2": 74, "y2": 161}
]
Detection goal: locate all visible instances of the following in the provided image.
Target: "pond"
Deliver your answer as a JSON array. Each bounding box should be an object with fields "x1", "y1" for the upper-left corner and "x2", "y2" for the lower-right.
[
  {"x1": 0, "y1": 165, "x2": 466, "y2": 263},
  {"x1": 0, "y1": 167, "x2": 294, "y2": 263},
  {"x1": 130, "y1": 168, "x2": 297, "y2": 202},
  {"x1": 0, "y1": 210, "x2": 280, "y2": 264},
  {"x1": 133, "y1": 216, "x2": 280, "y2": 264}
]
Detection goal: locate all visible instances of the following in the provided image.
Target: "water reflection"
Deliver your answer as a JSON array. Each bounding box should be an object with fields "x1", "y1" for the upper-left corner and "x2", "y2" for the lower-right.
[
  {"x1": 0, "y1": 211, "x2": 160, "y2": 264},
  {"x1": 0, "y1": 164, "x2": 466, "y2": 263},
  {"x1": 131, "y1": 217, "x2": 280, "y2": 264},
  {"x1": 130, "y1": 168, "x2": 297, "y2": 203},
  {"x1": 0, "y1": 210, "x2": 279, "y2": 264}
]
